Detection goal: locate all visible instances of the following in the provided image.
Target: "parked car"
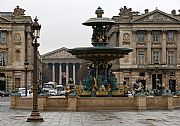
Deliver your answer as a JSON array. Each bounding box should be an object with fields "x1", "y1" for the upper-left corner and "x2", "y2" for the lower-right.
[
  {"x1": 56, "y1": 85, "x2": 65, "y2": 96},
  {"x1": 48, "y1": 89, "x2": 57, "y2": 96},
  {"x1": 0, "y1": 90, "x2": 10, "y2": 97},
  {"x1": 10, "y1": 88, "x2": 31, "y2": 97},
  {"x1": 10, "y1": 89, "x2": 21, "y2": 96}
]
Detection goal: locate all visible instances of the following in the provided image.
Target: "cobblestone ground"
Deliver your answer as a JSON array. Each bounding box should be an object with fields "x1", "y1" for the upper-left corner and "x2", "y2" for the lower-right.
[{"x1": 1, "y1": 97, "x2": 180, "y2": 126}]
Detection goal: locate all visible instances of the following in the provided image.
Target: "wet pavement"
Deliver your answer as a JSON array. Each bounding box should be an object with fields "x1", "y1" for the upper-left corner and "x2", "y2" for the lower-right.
[{"x1": 0, "y1": 97, "x2": 180, "y2": 126}]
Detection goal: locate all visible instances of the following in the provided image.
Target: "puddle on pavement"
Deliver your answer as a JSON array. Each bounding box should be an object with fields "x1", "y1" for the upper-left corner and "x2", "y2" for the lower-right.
[{"x1": 11, "y1": 115, "x2": 28, "y2": 120}]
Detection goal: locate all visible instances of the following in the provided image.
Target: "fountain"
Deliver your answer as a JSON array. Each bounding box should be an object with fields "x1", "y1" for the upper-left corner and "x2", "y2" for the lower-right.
[{"x1": 68, "y1": 7, "x2": 132, "y2": 97}]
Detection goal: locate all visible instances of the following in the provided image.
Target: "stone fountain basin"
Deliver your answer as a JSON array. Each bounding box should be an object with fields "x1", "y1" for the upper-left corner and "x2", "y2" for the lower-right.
[{"x1": 68, "y1": 47, "x2": 132, "y2": 61}]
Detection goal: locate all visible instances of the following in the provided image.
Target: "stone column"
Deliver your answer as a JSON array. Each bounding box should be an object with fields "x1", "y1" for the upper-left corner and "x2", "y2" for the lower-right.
[
  {"x1": 177, "y1": 31, "x2": 180, "y2": 65},
  {"x1": 147, "y1": 31, "x2": 152, "y2": 64},
  {"x1": 73, "y1": 63, "x2": 76, "y2": 84},
  {"x1": 7, "y1": 31, "x2": 13, "y2": 90},
  {"x1": 7, "y1": 31, "x2": 12, "y2": 65},
  {"x1": 59, "y1": 63, "x2": 62, "y2": 84},
  {"x1": 66, "y1": 63, "x2": 69, "y2": 84},
  {"x1": 162, "y1": 31, "x2": 167, "y2": 64},
  {"x1": 132, "y1": 31, "x2": 136, "y2": 64},
  {"x1": 52, "y1": 63, "x2": 55, "y2": 82}
]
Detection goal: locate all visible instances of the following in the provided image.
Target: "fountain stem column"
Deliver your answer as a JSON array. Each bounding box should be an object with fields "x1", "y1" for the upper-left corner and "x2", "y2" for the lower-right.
[{"x1": 95, "y1": 62, "x2": 99, "y2": 89}]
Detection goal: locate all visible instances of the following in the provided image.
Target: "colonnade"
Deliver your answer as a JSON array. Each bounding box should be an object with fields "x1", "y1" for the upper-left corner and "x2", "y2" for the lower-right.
[{"x1": 50, "y1": 63, "x2": 80, "y2": 85}]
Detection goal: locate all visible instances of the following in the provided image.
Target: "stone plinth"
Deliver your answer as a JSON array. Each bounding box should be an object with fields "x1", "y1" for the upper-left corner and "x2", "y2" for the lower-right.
[
  {"x1": 136, "y1": 96, "x2": 147, "y2": 110},
  {"x1": 167, "y1": 96, "x2": 174, "y2": 110},
  {"x1": 67, "y1": 96, "x2": 78, "y2": 111}
]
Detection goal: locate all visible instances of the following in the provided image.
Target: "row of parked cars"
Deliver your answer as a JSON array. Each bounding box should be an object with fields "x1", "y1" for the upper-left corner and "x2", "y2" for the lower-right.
[
  {"x1": 39, "y1": 84, "x2": 66, "y2": 96},
  {"x1": 0, "y1": 90, "x2": 10, "y2": 97},
  {"x1": 10, "y1": 88, "x2": 33, "y2": 97},
  {"x1": 0, "y1": 83, "x2": 72, "y2": 97}
]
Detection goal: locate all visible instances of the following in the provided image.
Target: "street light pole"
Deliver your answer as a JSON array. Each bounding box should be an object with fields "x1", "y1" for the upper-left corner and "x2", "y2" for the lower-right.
[
  {"x1": 27, "y1": 17, "x2": 43, "y2": 122},
  {"x1": 154, "y1": 60, "x2": 159, "y2": 92},
  {"x1": 24, "y1": 61, "x2": 29, "y2": 96}
]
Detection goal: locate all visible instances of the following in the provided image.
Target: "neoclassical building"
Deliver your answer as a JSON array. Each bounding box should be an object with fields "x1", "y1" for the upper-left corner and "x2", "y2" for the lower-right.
[
  {"x1": 0, "y1": 6, "x2": 42, "y2": 91},
  {"x1": 108, "y1": 6, "x2": 180, "y2": 91},
  {"x1": 42, "y1": 47, "x2": 84, "y2": 86}
]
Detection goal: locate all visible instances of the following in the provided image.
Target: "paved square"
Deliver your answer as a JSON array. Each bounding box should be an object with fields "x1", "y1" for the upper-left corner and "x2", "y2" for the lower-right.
[{"x1": 1, "y1": 97, "x2": 180, "y2": 126}]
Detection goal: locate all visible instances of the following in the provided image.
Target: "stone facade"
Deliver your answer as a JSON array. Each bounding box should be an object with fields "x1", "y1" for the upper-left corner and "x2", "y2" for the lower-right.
[
  {"x1": 108, "y1": 6, "x2": 180, "y2": 92},
  {"x1": 0, "y1": 6, "x2": 41, "y2": 91},
  {"x1": 42, "y1": 47, "x2": 84, "y2": 85}
]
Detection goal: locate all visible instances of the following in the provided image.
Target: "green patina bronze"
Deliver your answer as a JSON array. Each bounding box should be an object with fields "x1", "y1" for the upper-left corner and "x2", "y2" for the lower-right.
[{"x1": 68, "y1": 7, "x2": 132, "y2": 97}]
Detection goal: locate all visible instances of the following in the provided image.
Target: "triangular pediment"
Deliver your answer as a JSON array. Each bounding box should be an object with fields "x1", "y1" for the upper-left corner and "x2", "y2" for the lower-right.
[
  {"x1": 0, "y1": 17, "x2": 12, "y2": 23},
  {"x1": 131, "y1": 9, "x2": 180, "y2": 23},
  {"x1": 42, "y1": 47, "x2": 76, "y2": 59}
]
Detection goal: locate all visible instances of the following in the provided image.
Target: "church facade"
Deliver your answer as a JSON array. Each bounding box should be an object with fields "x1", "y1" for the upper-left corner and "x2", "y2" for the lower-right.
[
  {"x1": 108, "y1": 6, "x2": 180, "y2": 91},
  {"x1": 42, "y1": 47, "x2": 84, "y2": 86}
]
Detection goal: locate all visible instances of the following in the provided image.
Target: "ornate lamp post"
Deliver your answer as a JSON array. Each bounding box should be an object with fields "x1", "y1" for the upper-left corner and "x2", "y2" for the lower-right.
[
  {"x1": 27, "y1": 17, "x2": 44, "y2": 122},
  {"x1": 24, "y1": 61, "x2": 29, "y2": 96}
]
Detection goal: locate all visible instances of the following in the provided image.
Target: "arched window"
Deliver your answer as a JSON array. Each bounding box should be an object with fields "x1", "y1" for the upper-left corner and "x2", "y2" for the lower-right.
[{"x1": 15, "y1": 50, "x2": 21, "y2": 61}]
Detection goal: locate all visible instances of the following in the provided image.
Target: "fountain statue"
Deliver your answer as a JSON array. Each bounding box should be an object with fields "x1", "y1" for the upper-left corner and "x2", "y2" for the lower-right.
[{"x1": 68, "y1": 7, "x2": 132, "y2": 97}]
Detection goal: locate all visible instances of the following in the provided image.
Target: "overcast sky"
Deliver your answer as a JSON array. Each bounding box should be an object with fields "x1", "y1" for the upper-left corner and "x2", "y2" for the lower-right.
[{"x1": 1, "y1": 0, "x2": 180, "y2": 54}]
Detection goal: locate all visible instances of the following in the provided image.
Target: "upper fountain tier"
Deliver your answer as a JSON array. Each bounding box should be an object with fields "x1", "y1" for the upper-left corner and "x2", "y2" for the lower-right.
[
  {"x1": 83, "y1": 6, "x2": 114, "y2": 26},
  {"x1": 68, "y1": 7, "x2": 132, "y2": 62},
  {"x1": 82, "y1": 7, "x2": 115, "y2": 47}
]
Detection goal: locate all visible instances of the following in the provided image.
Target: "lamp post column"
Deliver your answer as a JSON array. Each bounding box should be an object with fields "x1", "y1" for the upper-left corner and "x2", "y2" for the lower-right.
[
  {"x1": 24, "y1": 62, "x2": 29, "y2": 96},
  {"x1": 32, "y1": 38, "x2": 39, "y2": 111},
  {"x1": 27, "y1": 17, "x2": 43, "y2": 122},
  {"x1": 27, "y1": 38, "x2": 43, "y2": 122}
]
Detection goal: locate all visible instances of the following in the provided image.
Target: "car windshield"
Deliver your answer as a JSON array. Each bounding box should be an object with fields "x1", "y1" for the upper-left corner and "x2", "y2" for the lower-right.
[
  {"x1": 43, "y1": 84, "x2": 54, "y2": 88},
  {"x1": 57, "y1": 87, "x2": 64, "y2": 91},
  {"x1": 20, "y1": 90, "x2": 25, "y2": 94}
]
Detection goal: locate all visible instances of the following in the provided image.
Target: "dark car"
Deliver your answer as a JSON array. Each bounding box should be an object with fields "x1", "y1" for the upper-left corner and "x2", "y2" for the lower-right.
[{"x1": 0, "y1": 90, "x2": 10, "y2": 97}]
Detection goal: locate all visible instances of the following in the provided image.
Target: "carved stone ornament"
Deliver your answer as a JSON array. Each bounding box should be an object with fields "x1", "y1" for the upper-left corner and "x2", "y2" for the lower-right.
[
  {"x1": 143, "y1": 13, "x2": 171, "y2": 22},
  {"x1": 119, "y1": 6, "x2": 132, "y2": 17},
  {"x1": 14, "y1": 33, "x2": 21, "y2": 41},
  {"x1": 44, "y1": 50, "x2": 76, "y2": 59},
  {"x1": 123, "y1": 33, "x2": 131, "y2": 45},
  {"x1": 13, "y1": 6, "x2": 25, "y2": 16},
  {"x1": 123, "y1": 33, "x2": 130, "y2": 41},
  {"x1": 123, "y1": 55, "x2": 129, "y2": 63}
]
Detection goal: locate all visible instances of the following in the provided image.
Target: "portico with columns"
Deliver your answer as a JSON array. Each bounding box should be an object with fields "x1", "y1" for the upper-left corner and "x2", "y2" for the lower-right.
[{"x1": 42, "y1": 47, "x2": 84, "y2": 86}]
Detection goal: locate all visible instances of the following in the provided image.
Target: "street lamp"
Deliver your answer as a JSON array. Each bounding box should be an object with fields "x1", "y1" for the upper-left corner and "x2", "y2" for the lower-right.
[
  {"x1": 154, "y1": 60, "x2": 159, "y2": 92},
  {"x1": 27, "y1": 17, "x2": 44, "y2": 122},
  {"x1": 24, "y1": 61, "x2": 29, "y2": 96}
]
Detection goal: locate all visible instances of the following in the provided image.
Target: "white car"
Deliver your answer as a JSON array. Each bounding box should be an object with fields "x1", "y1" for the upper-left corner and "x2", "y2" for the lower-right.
[{"x1": 48, "y1": 89, "x2": 57, "y2": 96}]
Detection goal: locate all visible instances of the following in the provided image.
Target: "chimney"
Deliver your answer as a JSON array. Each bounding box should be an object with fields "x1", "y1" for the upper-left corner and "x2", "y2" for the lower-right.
[
  {"x1": 144, "y1": 9, "x2": 149, "y2": 14},
  {"x1": 171, "y1": 9, "x2": 176, "y2": 15}
]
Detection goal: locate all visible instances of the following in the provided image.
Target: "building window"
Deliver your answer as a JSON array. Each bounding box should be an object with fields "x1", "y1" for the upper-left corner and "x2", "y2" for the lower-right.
[
  {"x1": 0, "y1": 52, "x2": 6, "y2": 66},
  {"x1": 15, "y1": 78, "x2": 20, "y2": 88},
  {"x1": 15, "y1": 50, "x2": 21, "y2": 61},
  {"x1": 152, "y1": 31, "x2": 161, "y2": 43},
  {"x1": 167, "y1": 51, "x2": 174, "y2": 65},
  {"x1": 137, "y1": 51, "x2": 145, "y2": 65},
  {"x1": 152, "y1": 51, "x2": 160, "y2": 63},
  {"x1": 167, "y1": 31, "x2": 174, "y2": 43},
  {"x1": 0, "y1": 31, "x2": 6, "y2": 43},
  {"x1": 137, "y1": 31, "x2": 145, "y2": 43}
]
